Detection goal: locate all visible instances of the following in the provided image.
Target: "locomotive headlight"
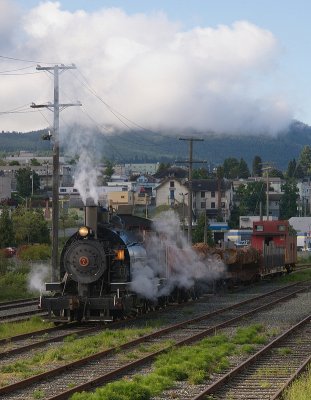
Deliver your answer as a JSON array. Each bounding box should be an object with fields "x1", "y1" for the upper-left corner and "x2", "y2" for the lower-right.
[
  {"x1": 115, "y1": 249, "x2": 125, "y2": 261},
  {"x1": 78, "y1": 226, "x2": 89, "y2": 237}
]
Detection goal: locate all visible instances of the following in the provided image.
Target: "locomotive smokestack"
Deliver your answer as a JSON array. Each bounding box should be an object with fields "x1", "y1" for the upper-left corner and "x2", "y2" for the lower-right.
[{"x1": 85, "y1": 198, "x2": 98, "y2": 237}]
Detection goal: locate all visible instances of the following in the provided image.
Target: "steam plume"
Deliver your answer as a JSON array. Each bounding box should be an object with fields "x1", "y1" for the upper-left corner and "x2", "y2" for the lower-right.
[{"x1": 129, "y1": 210, "x2": 226, "y2": 300}]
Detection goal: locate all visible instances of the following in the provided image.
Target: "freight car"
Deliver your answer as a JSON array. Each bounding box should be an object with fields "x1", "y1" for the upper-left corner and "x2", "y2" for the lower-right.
[
  {"x1": 40, "y1": 206, "x2": 296, "y2": 322},
  {"x1": 195, "y1": 219, "x2": 297, "y2": 285}
]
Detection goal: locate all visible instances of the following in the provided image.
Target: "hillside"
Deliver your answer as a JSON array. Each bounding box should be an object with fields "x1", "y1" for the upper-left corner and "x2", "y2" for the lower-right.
[{"x1": 1, "y1": 121, "x2": 310, "y2": 170}]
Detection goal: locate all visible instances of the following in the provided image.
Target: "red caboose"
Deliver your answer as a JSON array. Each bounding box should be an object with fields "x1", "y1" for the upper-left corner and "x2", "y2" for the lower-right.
[{"x1": 251, "y1": 220, "x2": 297, "y2": 274}]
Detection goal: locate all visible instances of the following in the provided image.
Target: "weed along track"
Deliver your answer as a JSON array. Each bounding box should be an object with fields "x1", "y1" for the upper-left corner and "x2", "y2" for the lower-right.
[
  {"x1": 0, "y1": 282, "x2": 310, "y2": 399},
  {"x1": 191, "y1": 314, "x2": 311, "y2": 400}
]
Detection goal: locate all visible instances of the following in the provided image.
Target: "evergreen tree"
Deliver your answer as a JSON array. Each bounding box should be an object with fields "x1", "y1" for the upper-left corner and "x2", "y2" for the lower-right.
[
  {"x1": 103, "y1": 160, "x2": 115, "y2": 181},
  {"x1": 287, "y1": 158, "x2": 304, "y2": 179},
  {"x1": 238, "y1": 158, "x2": 250, "y2": 178},
  {"x1": 15, "y1": 167, "x2": 40, "y2": 197},
  {"x1": 235, "y1": 181, "x2": 266, "y2": 216},
  {"x1": 299, "y1": 145, "x2": 311, "y2": 176},
  {"x1": 286, "y1": 159, "x2": 296, "y2": 178},
  {"x1": 223, "y1": 158, "x2": 239, "y2": 179},
  {"x1": 279, "y1": 179, "x2": 299, "y2": 219},
  {"x1": 156, "y1": 162, "x2": 171, "y2": 174},
  {"x1": 228, "y1": 204, "x2": 240, "y2": 229},
  {"x1": 269, "y1": 168, "x2": 284, "y2": 179},
  {"x1": 192, "y1": 167, "x2": 209, "y2": 179},
  {"x1": 0, "y1": 207, "x2": 14, "y2": 247},
  {"x1": 252, "y1": 155, "x2": 262, "y2": 177}
]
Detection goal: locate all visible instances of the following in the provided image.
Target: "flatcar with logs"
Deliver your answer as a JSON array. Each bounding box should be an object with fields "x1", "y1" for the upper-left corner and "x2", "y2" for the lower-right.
[
  {"x1": 194, "y1": 219, "x2": 297, "y2": 285},
  {"x1": 40, "y1": 206, "x2": 297, "y2": 322}
]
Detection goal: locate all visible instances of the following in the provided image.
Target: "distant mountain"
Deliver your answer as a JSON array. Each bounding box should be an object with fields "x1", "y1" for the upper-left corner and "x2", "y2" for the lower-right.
[{"x1": 1, "y1": 121, "x2": 310, "y2": 170}]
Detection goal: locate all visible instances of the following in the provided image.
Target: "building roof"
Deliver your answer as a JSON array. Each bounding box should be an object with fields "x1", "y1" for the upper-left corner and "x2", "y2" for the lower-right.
[{"x1": 153, "y1": 167, "x2": 188, "y2": 179}]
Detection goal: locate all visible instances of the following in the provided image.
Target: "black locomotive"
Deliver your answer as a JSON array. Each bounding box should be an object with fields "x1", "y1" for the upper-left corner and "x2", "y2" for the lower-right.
[{"x1": 40, "y1": 205, "x2": 164, "y2": 322}]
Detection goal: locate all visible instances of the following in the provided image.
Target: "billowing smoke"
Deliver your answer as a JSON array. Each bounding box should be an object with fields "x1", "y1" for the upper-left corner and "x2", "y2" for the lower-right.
[
  {"x1": 129, "y1": 210, "x2": 226, "y2": 300},
  {"x1": 62, "y1": 127, "x2": 101, "y2": 205},
  {"x1": 28, "y1": 263, "x2": 50, "y2": 293},
  {"x1": 1, "y1": 2, "x2": 293, "y2": 135},
  {"x1": 73, "y1": 149, "x2": 100, "y2": 205}
]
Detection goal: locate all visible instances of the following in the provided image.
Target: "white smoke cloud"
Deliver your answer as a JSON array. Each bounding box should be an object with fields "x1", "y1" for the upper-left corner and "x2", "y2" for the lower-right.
[
  {"x1": 0, "y1": 1, "x2": 292, "y2": 135},
  {"x1": 129, "y1": 210, "x2": 226, "y2": 300},
  {"x1": 73, "y1": 149, "x2": 100, "y2": 205},
  {"x1": 28, "y1": 262, "x2": 50, "y2": 292}
]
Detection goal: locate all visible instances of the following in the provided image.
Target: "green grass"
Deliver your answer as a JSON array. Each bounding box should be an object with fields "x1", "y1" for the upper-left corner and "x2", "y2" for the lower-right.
[
  {"x1": 0, "y1": 316, "x2": 53, "y2": 340},
  {"x1": 278, "y1": 268, "x2": 311, "y2": 283},
  {"x1": 70, "y1": 324, "x2": 267, "y2": 400},
  {"x1": 0, "y1": 326, "x2": 155, "y2": 385},
  {"x1": 283, "y1": 368, "x2": 311, "y2": 400}
]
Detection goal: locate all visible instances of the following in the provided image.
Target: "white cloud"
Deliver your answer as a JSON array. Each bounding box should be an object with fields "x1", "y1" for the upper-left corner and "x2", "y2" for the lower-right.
[{"x1": 0, "y1": 1, "x2": 292, "y2": 135}]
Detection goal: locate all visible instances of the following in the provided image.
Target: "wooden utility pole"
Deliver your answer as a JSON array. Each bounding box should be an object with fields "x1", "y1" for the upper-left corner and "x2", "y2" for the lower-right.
[
  {"x1": 261, "y1": 162, "x2": 274, "y2": 222},
  {"x1": 31, "y1": 64, "x2": 81, "y2": 281},
  {"x1": 177, "y1": 138, "x2": 205, "y2": 244}
]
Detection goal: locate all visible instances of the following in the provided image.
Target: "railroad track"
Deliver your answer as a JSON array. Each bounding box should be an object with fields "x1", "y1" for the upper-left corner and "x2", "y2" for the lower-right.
[
  {"x1": 0, "y1": 298, "x2": 38, "y2": 310},
  {"x1": 192, "y1": 313, "x2": 311, "y2": 399},
  {"x1": 0, "y1": 281, "x2": 310, "y2": 400},
  {"x1": 0, "y1": 297, "x2": 47, "y2": 323},
  {"x1": 0, "y1": 280, "x2": 308, "y2": 362}
]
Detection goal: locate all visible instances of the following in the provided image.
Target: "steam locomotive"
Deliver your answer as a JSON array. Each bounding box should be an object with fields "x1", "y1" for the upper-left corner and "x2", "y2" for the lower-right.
[
  {"x1": 40, "y1": 206, "x2": 178, "y2": 322},
  {"x1": 40, "y1": 205, "x2": 297, "y2": 322}
]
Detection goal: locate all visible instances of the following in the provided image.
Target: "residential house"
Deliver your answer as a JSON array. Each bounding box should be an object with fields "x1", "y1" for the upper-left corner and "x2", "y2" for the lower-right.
[
  {"x1": 155, "y1": 178, "x2": 233, "y2": 223},
  {"x1": 155, "y1": 178, "x2": 188, "y2": 208},
  {"x1": 191, "y1": 179, "x2": 233, "y2": 222}
]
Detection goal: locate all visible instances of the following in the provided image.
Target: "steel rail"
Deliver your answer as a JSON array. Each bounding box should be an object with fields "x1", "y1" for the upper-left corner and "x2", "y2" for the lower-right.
[
  {"x1": 191, "y1": 314, "x2": 311, "y2": 399},
  {"x1": 0, "y1": 282, "x2": 308, "y2": 399}
]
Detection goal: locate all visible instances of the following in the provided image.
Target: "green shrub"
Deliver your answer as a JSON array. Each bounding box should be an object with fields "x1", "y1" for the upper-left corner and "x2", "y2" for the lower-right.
[{"x1": 18, "y1": 244, "x2": 51, "y2": 261}]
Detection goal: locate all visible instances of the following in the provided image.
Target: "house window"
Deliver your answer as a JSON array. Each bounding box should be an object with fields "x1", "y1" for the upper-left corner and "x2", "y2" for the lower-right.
[
  {"x1": 211, "y1": 191, "x2": 215, "y2": 197},
  {"x1": 211, "y1": 202, "x2": 215, "y2": 208},
  {"x1": 170, "y1": 181, "x2": 174, "y2": 188},
  {"x1": 201, "y1": 202, "x2": 206, "y2": 209},
  {"x1": 255, "y1": 225, "x2": 264, "y2": 231},
  {"x1": 60, "y1": 188, "x2": 66, "y2": 193},
  {"x1": 121, "y1": 195, "x2": 125, "y2": 199},
  {"x1": 201, "y1": 191, "x2": 205, "y2": 198}
]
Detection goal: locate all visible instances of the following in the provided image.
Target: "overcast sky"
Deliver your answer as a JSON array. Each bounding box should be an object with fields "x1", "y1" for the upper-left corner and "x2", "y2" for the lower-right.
[{"x1": 1, "y1": 0, "x2": 310, "y2": 137}]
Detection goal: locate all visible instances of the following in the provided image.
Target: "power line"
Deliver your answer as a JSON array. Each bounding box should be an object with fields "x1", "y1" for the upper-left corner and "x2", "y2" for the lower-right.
[
  {"x1": 0, "y1": 71, "x2": 41, "y2": 76},
  {"x1": 0, "y1": 65, "x2": 36, "y2": 73},
  {"x1": 72, "y1": 68, "x2": 172, "y2": 141},
  {"x1": 0, "y1": 54, "x2": 59, "y2": 64}
]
